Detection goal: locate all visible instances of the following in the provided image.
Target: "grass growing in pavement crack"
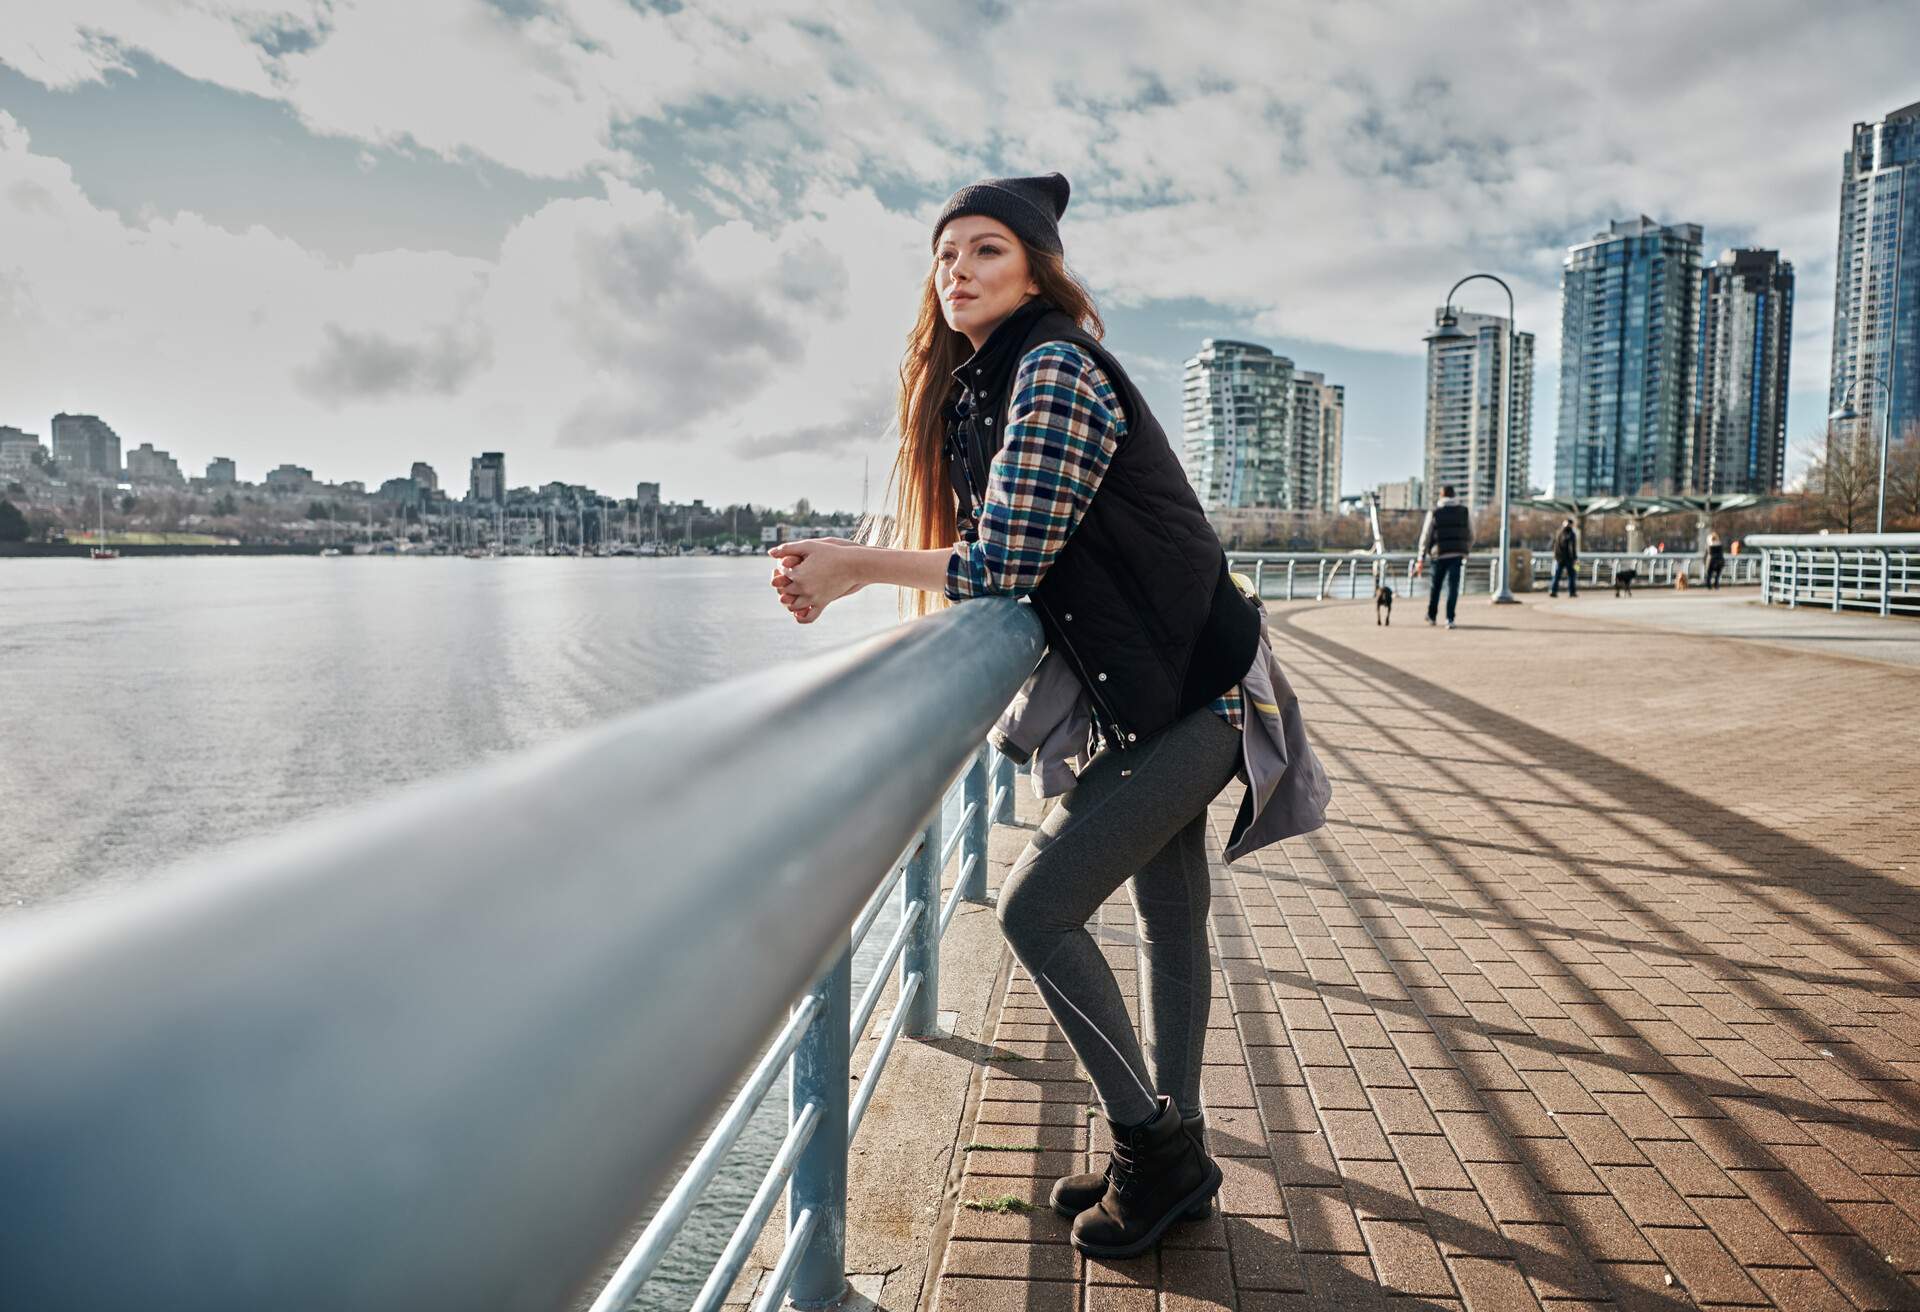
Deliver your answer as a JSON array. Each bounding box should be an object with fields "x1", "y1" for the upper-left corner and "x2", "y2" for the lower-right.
[
  {"x1": 963, "y1": 1142, "x2": 1033, "y2": 1152},
  {"x1": 980, "y1": 1052, "x2": 1028, "y2": 1061},
  {"x1": 961, "y1": 1195, "x2": 1033, "y2": 1214}
]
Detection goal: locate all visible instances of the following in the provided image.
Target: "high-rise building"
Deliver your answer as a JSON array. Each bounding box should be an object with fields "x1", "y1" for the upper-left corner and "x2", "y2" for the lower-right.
[
  {"x1": 411, "y1": 461, "x2": 439, "y2": 492},
  {"x1": 1291, "y1": 371, "x2": 1345, "y2": 514},
  {"x1": 264, "y1": 464, "x2": 314, "y2": 494},
  {"x1": 1693, "y1": 249, "x2": 1794, "y2": 493},
  {"x1": 1183, "y1": 340, "x2": 1342, "y2": 512},
  {"x1": 635, "y1": 481, "x2": 660, "y2": 511},
  {"x1": 1183, "y1": 339, "x2": 1292, "y2": 509},
  {"x1": 1831, "y1": 100, "x2": 1920, "y2": 458},
  {"x1": 1377, "y1": 477, "x2": 1426, "y2": 511},
  {"x1": 1423, "y1": 309, "x2": 1534, "y2": 510},
  {"x1": 125, "y1": 442, "x2": 185, "y2": 485},
  {"x1": 50, "y1": 413, "x2": 123, "y2": 479},
  {"x1": 0, "y1": 426, "x2": 45, "y2": 473},
  {"x1": 469, "y1": 451, "x2": 506, "y2": 504},
  {"x1": 205, "y1": 457, "x2": 238, "y2": 484},
  {"x1": 1555, "y1": 216, "x2": 1703, "y2": 497}
]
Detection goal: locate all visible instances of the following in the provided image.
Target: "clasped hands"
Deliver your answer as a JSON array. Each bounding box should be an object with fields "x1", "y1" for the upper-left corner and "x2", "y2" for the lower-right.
[{"x1": 767, "y1": 537, "x2": 864, "y2": 624}]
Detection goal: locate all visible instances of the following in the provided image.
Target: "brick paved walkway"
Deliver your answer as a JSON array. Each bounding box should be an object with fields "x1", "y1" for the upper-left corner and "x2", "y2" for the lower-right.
[{"x1": 931, "y1": 596, "x2": 1920, "y2": 1312}]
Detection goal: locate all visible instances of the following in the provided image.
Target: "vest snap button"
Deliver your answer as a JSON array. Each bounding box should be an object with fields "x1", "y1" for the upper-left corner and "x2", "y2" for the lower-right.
[
  {"x1": 984, "y1": 417, "x2": 993, "y2": 426},
  {"x1": 1127, "y1": 733, "x2": 1137, "y2": 743},
  {"x1": 1097, "y1": 672, "x2": 1108, "y2": 681},
  {"x1": 1063, "y1": 612, "x2": 1072, "y2": 621}
]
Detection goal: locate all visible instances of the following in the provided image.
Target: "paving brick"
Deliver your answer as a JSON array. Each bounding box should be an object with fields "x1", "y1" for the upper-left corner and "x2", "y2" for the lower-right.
[
  {"x1": 1360, "y1": 1218, "x2": 1454, "y2": 1297},
  {"x1": 1443, "y1": 1256, "x2": 1540, "y2": 1311},
  {"x1": 1159, "y1": 1246, "x2": 1235, "y2": 1312},
  {"x1": 1281, "y1": 1186, "x2": 1366, "y2": 1255},
  {"x1": 1640, "y1": 1226, "x2": 1765, "y2": 1305},
  {"x1": 1221, "y1": 1217, "x2": 1305, "y2": 1292}
]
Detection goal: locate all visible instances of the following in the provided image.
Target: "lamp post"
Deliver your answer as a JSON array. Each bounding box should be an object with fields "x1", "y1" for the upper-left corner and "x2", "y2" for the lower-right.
[
  {"x1": 1829, "y1": 374, "x2": 1894, "y2": 533},
  {"x1": 1425, "y1": 274, "x2": 1520, "y2": 602}
]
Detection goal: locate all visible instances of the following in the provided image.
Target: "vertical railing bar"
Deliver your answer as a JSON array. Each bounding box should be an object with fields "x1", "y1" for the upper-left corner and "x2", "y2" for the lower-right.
[
  {"x1": 849, "y1": 900, "x2": 924, "y2": 1042},
  {"x1": 785, "y1": 943, "x2": 849, "y2": 1309},
  {"x1": 901, "y1": 808, "x2": 942, "y2": 1036},
  {"x1": 960, "y1": 748, "x2": 989, "y2": 903}
]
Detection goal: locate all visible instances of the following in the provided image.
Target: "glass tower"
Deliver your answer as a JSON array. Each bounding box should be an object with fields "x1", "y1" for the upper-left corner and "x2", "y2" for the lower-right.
[
  {"x1": 1830, "y1": 100, "x2": 1920, "y2": 460},
  {"x1": 1693, "y1": 249, "x2": 1794, "y2": 493},
  {"x1": 1554, "y1": 217, "x2": 1703, "y2": 497}
]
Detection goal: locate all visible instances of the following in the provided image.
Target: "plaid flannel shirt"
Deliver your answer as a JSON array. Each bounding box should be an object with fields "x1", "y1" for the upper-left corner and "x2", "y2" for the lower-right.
[{"x1": 945, "y1": 342, "x2": 1243, "y2": 732}]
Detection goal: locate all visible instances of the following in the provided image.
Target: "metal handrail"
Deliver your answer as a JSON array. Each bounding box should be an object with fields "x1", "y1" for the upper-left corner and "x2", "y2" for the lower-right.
[
  {"x1": 0, "y1": 596, "x2": 1043, "y2": 1312},
  {"x1": 1747, "y1": 533, "x2": 1920, "y2": 617}
]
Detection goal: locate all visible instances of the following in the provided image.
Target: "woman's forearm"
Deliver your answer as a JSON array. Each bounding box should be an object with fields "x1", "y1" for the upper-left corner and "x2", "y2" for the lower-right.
[{"x1": 854, "y1": 545, "x2": 954, "y2": 594}]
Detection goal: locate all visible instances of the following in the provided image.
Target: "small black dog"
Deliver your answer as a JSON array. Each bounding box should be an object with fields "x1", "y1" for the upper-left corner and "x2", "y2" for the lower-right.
[
  {"x1": 1614, "y1": 568, "x2": 1639, "y2": 597},
  {"x1": 1375, "y1": 583, "x2": 1394, "y2": 625}
]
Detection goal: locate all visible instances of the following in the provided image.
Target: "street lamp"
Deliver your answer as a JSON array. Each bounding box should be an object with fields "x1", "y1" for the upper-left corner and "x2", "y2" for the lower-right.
[
  {"x1": 1829, "y1": 374, "x2": 1893, "y2": 533},
  {"x1": 1427, "y1": 274, "x2": 1520, "y2": 603}
]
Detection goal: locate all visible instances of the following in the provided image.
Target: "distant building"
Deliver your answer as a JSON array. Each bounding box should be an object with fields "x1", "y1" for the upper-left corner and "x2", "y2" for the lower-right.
[
  {"x1": 1693, "y1": 248, "x2": 1794, "y2": 493},
  {"x1": 635, "y1": 481, "x2": 660, "y2": 511},
  {"x1": 206, "y1": 457, "x2": 238, "y2": 484},
  {"x1": 410, "y1": 461, "x2": 439, "y2": 492},
  {"x1": 1183, "y1": 339, "x2": 1343, "y2": 512},
  {"x1": 50, "y1": 413, "x2": 123, "y2": 479},
  {"x1": 1377, "y1": 476, "x2": 1426, "y2": 511},
  {"x1": 125, "y1": 442, "x2": 186, "y2": 486},
  {"x1": 1424, "y1": 308, "x2": 1534, "y2": 511},
  {"x1": 1292, "y1": 371, "x2": 1344, "y2": 514},
  {"x1": 335, "y1": 480, "x2": 366, "y2": 495},
  {"x1": 377, "y1": 476, "x2": 421, "y2": 502},
  {"x1": 1554, "y1": 216, "x2": 1703, "y2": 497},
  {"x1": 0, "y1": 426, "x2": 45, "y2": 473},
  {"x1": 761, "y1": 524, "x2": 843, "y2": 544},
  {"x1": 469, "y1": 451, "x2": 506, "y2": 504},
  {"x1": 265, "y1": 463, "x2": 315, "y2": 494},
  {"x1": 1830, "y1": 100, "x2": 1920, "y2": 459}
]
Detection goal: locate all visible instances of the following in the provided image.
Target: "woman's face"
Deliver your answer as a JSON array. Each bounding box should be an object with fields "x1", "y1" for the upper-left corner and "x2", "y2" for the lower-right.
[{"x1": 935, "y1": 216, "x2": 1040, "y2": 350}]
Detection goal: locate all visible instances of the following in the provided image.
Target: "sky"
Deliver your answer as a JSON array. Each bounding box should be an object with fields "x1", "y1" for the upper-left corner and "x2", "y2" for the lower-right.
[{"x1": 2, "y1": 2, "x2": 1917, "y2": 513}]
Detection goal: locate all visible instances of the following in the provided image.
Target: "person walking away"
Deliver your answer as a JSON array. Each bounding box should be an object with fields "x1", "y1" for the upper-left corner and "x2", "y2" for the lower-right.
[
  {"x1": 1705, "y1": 530, "x2": 1726, "y2": 589},
  {"x1": 764, "y1": 172, "x2": 1309, "y2": 1259},
  {"x1": 1550, "y1": 517, "x2": 1580, "y2": 597},
  {"x1": 1414, "y1": 484, "x2": 1471, "y2": 627}
]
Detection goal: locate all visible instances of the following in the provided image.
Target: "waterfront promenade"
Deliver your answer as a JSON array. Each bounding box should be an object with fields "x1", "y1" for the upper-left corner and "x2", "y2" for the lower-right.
[{"x1": 917, "y1": 592, "x2": 1920, "y2": 1312}]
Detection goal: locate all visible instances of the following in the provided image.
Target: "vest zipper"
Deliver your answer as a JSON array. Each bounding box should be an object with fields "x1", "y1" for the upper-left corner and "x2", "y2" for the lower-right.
[{"x1": 1029, "y1": 591, "x2": 1131, "y2": 752}]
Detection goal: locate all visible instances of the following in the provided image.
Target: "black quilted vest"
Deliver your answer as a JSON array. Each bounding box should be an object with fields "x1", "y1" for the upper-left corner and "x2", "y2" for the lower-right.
[
  {"x1": 1429, "y1": 502, "x2": 1473, "y2": 557},
  {"x1": 946, "y1": 300, "x2": 1259, "y2": 751}
]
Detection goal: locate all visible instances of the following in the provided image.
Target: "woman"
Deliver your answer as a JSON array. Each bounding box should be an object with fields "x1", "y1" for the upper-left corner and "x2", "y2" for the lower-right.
[
  {"x1": 1705, "y1": 529, "x2": 1726, "y2": 589},
  {"x1": 768, "y1": 172, "x2": 1260, "y2": 1258}
]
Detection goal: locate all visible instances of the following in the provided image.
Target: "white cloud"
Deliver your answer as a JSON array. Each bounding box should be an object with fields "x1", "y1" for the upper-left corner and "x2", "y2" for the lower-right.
[{"x1": 3, "y1": 0, "x2": 1917, "y2": 497}]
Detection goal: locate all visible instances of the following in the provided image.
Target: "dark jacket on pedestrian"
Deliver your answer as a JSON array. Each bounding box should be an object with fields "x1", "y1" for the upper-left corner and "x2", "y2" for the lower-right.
[
  {"x1": 1552, "y1": 523, "x2": 1579, "y2": 565},
  {"x1": 1415, "y1": 497, "x2": 1471, "y2": 560}
]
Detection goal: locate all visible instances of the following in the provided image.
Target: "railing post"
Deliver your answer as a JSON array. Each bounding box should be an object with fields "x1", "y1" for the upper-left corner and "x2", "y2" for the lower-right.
[
  {"x1": 1832, "y1": 549, "x2": 1842, "y2": 612},
  {"x1": 788, "y1": 944, "x2": 851, "y2": 1309},
  {"x1": 992, "y1": 749, "x2": 1016, "y2": 825},
  {"x1": 1287, "y1": 560, "x2": 1296, "y2": 599},
  {"x1": 902, "y1": 811, "x2": 943, "y2": 1037},
  {"x1": 961, "y1": 749, "x2": 990, "y2": 903},
  {"x1": 1316, "y1": 560, "x2": 1326, "y2": 599},
  {"x1": 1253, "y1": 559, "x2": 1264, "y2": 598}
]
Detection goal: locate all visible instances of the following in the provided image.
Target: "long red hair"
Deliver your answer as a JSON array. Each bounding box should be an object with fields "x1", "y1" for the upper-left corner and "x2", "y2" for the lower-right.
[{"x1": 882, "y1": 241, "x2": 1104, "y2": 616}]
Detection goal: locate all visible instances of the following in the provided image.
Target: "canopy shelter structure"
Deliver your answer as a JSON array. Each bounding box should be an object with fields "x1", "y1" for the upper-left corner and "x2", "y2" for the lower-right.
[{"x1": 1513, "y1": 492, "x2": 1787, "y2": 553}]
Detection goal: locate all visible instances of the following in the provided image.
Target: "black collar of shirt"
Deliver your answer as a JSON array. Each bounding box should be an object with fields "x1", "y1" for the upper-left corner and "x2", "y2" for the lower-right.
[{"x1": 949, "y1": 296, "x2": 1056, "y2": 407}]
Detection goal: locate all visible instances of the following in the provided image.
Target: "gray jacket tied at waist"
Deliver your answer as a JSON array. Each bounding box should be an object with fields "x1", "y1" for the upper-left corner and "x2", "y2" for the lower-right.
[{"x1": 987, "y1": 594, "x2": 1331, "y2": 864}]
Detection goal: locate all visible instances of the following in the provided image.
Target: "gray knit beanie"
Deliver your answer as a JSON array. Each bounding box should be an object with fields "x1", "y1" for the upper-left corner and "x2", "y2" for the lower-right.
[{"x1": 931, "y1": 172, "x2": 1071, "y2": 256}]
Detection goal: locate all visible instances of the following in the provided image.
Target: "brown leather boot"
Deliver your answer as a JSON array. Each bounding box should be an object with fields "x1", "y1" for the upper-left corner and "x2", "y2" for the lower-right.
[
  {"x1": 1069, "y1": 1097, "x2": 1222, "y2": 1258},
  {"x1": 1049, "y1": 1110, "x2": 1211, "y2": 1218}
]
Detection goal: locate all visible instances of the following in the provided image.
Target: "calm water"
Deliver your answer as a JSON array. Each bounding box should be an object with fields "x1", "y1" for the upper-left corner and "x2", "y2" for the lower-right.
[{"x1": 0, "y1": 554, "x2": 924, "y2": 1310}]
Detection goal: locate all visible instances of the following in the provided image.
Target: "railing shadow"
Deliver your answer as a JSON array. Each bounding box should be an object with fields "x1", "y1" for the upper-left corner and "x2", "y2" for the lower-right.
[{"x1": 1194, "y1": 604, "x2": 1920, "y2": 1306}]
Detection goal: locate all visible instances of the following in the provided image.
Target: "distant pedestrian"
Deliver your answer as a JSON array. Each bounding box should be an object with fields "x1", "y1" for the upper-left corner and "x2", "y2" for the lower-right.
[
  {"x1": 1704, "y1": 530, "x2": 1726, "y2": 589},
  {"x1": 1414, "y1": 484, "x2": 1471, "y2": 628},
  {"x1": 1549, "y1": 518, "x2": 1580, "y2": 597}
]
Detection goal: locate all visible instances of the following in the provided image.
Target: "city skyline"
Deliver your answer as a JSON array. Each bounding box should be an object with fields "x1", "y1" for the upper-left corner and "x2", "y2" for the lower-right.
[{"x1": 3, "y1": 8, "x2": 1917, "y2": 507}]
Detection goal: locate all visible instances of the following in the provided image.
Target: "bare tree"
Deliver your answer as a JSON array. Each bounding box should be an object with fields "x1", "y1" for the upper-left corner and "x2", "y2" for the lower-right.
[
  {"x1": 1799, "y1": 423, "x2": 1878, "y2": 532},
  {"x1": 1887, "y1": 421, "x2": 1920, "y2": 530}
]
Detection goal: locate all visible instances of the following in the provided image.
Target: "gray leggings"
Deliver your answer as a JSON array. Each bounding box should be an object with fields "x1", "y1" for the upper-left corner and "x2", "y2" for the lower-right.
[{"x1": 996, "y1": 707, "x2": 1242, "y2": 1127}]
